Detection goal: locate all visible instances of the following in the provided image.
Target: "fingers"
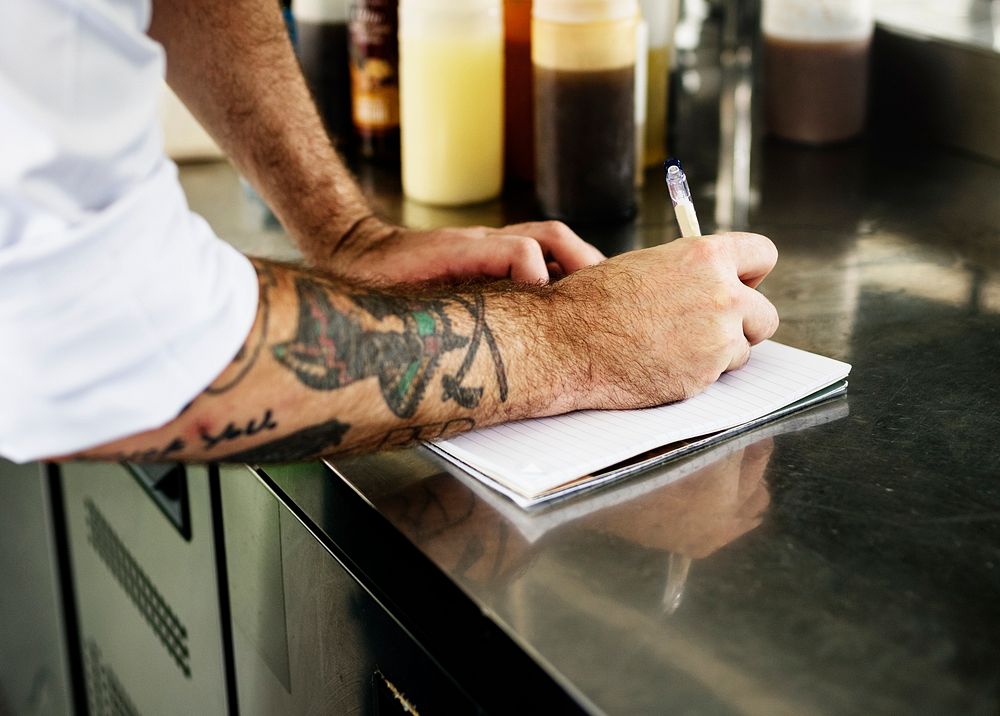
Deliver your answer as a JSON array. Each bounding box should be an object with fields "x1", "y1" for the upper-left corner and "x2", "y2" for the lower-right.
[
  {"x1": 726, "y1": 287, "x2": 778, "y2": 373},
  {"x1": 471, "y1": 234, "x2": 549, "y2": 283},
  {"x1": 501, "y1": 221, "x2": 607, "y2": 274},
  {"x1": 740, "y1": 285, "x2": 779, "y2": 345},
  {"x1": 419, "y1": 221, "x2": 604, "y2": 283},
  {"x1": 717, "y1": 232, "x2": 778, "y2": 288},
  {"x1": 726, "y1": 339, "x2": 752, "y2": 372}
]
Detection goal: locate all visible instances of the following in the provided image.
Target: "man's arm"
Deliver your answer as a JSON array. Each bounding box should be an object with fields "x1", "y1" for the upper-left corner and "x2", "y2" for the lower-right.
[
  {"x1": 71, "y1": 234, "x2": 779, "y2": 463},
  {"x1": 148, "y1": 0, "x2": 604, "y2": 284}
]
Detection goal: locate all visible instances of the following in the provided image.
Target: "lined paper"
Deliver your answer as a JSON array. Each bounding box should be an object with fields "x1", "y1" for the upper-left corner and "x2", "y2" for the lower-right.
[{"x1": 430, "y1": 341, "x2": 851, "y2": 502}]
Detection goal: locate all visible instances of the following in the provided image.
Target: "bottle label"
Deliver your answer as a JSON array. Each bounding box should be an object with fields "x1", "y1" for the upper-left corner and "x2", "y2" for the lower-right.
[{"x1": 349, "y1": 1, "x2": 400, "y2": 133}]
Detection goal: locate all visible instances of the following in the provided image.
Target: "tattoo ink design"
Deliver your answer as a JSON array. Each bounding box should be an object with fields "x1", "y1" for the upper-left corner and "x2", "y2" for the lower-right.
[
  {"x1": 377, "y1": 418, "x2": 476, "y2": 449},
  {"x1": 114, "y1": 437, "x2": 186, "y2": 464},
  {"x1": 200, "y1": 409, "x2": 279, "y2": 451},
  {"x1": 443, "y1": 294, "x2": 508, "y2": 407},
  {"x1": 217, "y1": 417, "x2": 352, "y2": 463},
  {"x1": 273, "y1": 277, "x2": 507, "y2": 418},
  {"x1": 207, "y1": 265, "x2": 276, "y2": 395}
]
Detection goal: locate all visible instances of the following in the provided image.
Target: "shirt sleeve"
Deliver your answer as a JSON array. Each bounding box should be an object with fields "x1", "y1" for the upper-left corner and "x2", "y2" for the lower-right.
[{"x1": 0, "y1": 0, "x2": 259, "y2": 462}]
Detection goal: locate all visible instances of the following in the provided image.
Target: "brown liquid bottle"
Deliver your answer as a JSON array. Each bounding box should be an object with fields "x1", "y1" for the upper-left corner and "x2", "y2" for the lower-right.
[
  {"x1": 296, "y1": 0, "x2": 354, "y2": 150},
  {"x1": 505, "y1": 0, "x2": 534, "y2": 183},
  {"x1": 762, "y1": 0, "x2": 873, "y2": 145},
  {"x1": 349, "y1": 0, "x2": 400, "y2": 162},
  {"x1": 533, "y1": 0, "x2": 639, "y2": 224}
]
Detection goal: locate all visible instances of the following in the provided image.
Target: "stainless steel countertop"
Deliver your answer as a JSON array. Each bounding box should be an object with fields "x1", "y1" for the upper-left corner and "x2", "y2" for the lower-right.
[{"x1": 182, "y1": 16, "x2": 1000, "y2": 714}]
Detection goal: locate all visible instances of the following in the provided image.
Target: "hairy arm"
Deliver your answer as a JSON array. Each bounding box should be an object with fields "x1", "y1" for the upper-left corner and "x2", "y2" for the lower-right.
[
  {"x1": 149, "y1": 0, "x2": 604, "y2": 283},
  {"x1": 74, "y1": 259, "x2": 575, "y2": 463},
  {"x1": 71, "y1": 234, "x2": 779, "y2": 464},
  {"x1": 150, "y1": 0, "x2": 372, "y2": 260}
]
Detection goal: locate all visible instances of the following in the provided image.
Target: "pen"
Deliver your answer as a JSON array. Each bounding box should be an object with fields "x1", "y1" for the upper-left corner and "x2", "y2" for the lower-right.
[{"x1": 664, "y1": 159, "x2": 702, "y2": 238}]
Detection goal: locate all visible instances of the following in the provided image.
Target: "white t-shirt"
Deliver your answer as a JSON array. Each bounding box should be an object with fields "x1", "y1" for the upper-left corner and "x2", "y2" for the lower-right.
[{"x1": 0, "y1": 0, "x2": 260, "y2": 462}]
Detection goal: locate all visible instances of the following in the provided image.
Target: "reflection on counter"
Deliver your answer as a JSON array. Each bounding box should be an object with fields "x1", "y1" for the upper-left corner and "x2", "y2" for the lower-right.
[{"x1": 374, "y1": 399, "x2": 848, "y2": 608}]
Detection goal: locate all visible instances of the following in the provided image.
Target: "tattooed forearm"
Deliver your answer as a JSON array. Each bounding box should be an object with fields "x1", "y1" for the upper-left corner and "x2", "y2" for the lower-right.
[
  {"x1": 200, "y1": 409, "x2": 279, "y2": 450},
  {"x1": 272, "y1": 276, "x2": 508, "y2": 419},
  {"x1": 83, "y1": 261, "x2": 524, "y2": 465},
  {"x1": 217, "y1": 417, "x2": 352, "y2": 463}
]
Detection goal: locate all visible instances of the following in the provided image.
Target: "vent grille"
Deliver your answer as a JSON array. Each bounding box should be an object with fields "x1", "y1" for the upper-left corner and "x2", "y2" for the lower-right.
[
  {"x1": 85, "y1": 640, "x2": 142, "y2": 716},
  {"x1": 85, "y1": 498, "x2": 191, "y2": 677}
]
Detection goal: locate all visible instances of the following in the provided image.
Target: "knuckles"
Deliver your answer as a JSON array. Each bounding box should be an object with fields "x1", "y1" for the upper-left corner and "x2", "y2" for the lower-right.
[
  {"x1": 548, "y1": 220, "x2": 575, "y2": 241},
  {"x1": 686, "y1": 236, "x2": 728, "y2": 267},
  {"x1": 511, "y1": 236, "x2": 544, "y2": 262}
]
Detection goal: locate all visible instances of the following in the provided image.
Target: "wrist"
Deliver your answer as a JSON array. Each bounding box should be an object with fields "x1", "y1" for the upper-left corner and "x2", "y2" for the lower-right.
[{"x1": 486, "y1": 286, "x2": 590, "y2": 421}]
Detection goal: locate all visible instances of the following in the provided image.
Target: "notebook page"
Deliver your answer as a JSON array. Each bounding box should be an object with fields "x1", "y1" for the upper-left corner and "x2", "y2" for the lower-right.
[{"x1": 432, "y1": 341, "x2": 851, "y2": 499}]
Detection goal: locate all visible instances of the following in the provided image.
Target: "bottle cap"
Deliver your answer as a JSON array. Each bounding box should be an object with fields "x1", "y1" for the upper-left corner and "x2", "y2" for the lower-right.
[
  {"x1": 400, "y1": 0, "x2": 500, "y2": 12},
  {"x1": 295, "y1": 0, "x2": 348, "y2": 23},
  {"x1": 762, "y1": 0, "x2": 873, "y2": 42}
]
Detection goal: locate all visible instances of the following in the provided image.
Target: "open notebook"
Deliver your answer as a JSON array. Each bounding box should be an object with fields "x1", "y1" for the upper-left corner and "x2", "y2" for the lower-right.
[{"x1": 426, "y1": 340, "x2": 851, "y2": 508}]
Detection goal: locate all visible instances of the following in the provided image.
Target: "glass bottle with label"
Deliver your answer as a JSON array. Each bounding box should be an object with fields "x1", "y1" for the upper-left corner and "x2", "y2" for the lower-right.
[
  {"x1": 296, "y1": 0, "x2": 354, "y2": 150},
  {"x1": 349, "y1": 0, "x2": 400, "y2": 162},
  {"x1": 533, "y1": 0, "x2": 639, "y2": 223},
  {"x1": 399, "y1": 0, "x2": 504, "y2": 206}
]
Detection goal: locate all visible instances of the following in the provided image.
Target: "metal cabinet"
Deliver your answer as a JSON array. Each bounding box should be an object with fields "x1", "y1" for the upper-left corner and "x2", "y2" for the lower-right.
[
  {"x1": 0, "y1": 460, "x2": 73, "y2": 716},
  {"x1": 220, "y1": 466, "x2": 479, "y2": 715},
  {"x1": 59, "y1": 462, "x2": 231, "y2": 716}
]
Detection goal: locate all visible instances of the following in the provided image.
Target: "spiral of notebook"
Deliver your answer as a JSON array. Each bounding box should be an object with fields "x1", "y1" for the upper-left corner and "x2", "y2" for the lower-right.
[{"x1": 426, "y1": 340, "x2": 851, "y2": 508}]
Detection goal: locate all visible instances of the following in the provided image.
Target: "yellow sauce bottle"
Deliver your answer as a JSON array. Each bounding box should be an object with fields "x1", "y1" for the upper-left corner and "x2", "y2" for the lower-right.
[
  {"x1": 399, "y1": 0, "x2": 504, "y2": 206},
  {"x1": 638, "y1": 0, "x2": 680, "y2": 167}
]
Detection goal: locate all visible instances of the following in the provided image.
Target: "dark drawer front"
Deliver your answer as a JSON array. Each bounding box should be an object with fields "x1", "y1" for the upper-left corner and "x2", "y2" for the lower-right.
[{"x1": 221, "y1": 466, "x2": 479, "y2": 715}]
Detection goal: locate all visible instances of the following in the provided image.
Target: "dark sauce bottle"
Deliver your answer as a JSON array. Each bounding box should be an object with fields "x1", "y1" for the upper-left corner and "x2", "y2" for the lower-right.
[
  {"x1": 535, "y1": 66, "x2": 635, "y2": 223},
  {"x1": 296, "y1": 0, "x2": 354, "y2": 150},
  {"x1": 532, "y1": 1, "x2": 639, "y2": 224}
]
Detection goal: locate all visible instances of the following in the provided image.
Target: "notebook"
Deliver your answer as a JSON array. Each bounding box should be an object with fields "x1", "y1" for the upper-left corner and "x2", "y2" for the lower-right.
[{"x1": 426, "y1": 340, "x2": 851, "y2": 508}]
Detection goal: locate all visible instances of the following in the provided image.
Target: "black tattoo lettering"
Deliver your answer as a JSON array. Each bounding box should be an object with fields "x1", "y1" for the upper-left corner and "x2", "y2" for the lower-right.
[
  {"x1": 200, "y1": 409, "x2": 279, "y2": 450},
  {"x1": 272, "y1": 277, "x2": 508, "y2": 419},
  {"x1": 114, "y1": 437, "x2": 186, "y2": 464},
  {"x1": 378, "y1": 418, "x2": 477, "y2": 449},
  {"x1": 217, "y1": 417, "x2": 352, "y2": 463}
]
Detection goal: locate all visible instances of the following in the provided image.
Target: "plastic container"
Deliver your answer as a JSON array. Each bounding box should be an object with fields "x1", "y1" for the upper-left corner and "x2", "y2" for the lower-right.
[
  {"x1": 634, "y1": 17, "x2": 648, "y2": 186},
  {"x1": 504, "y1": 0, "x2": 535, "y2": 183},
  {"x1": 533, "y1": 0, "x2": 639, "y2": 223},
  {"x1": 399, "y1": 0, "x2": 504, "y2": 206},
  {"x1": 638, "y1": 0, "x2": 680, "y2": 167},
  {"x1": 349, "y1": 0, "x2": 400, "y2": 162},
  {"x1": 763, "y1": 0, "x2": 873, "y2": 144},
  {"x1": 297, "y1": 0, "x2": 354, "y2": 149}
]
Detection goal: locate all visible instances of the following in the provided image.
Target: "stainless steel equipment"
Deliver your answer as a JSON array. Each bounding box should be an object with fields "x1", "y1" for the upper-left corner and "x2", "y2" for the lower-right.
[
  {"x1": 219, "y1": 464, "x2": 478, "y2": 714},
  {"x1": 0, "y1": 460, "x2": 74, "y2": 716},
  {"x1": 59, "y1": 462, "x2": 231, "y2": 715}
]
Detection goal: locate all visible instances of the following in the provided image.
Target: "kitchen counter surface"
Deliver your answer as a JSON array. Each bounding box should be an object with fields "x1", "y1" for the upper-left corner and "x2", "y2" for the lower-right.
[{"x1": 179, "y1": 25, "x2": 1000, "y2": 716}]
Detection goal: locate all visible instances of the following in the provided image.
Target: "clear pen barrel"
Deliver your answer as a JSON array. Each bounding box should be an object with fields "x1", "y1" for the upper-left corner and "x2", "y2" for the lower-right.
[{"x1": 665, "y1": 164, "x2": 692, "y2": 206}]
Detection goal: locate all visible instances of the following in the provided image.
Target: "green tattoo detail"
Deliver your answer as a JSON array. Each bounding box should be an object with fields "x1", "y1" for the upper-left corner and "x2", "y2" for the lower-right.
[{"x1": 273, "y1": 277, "x2": 506, "y2": 418}]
